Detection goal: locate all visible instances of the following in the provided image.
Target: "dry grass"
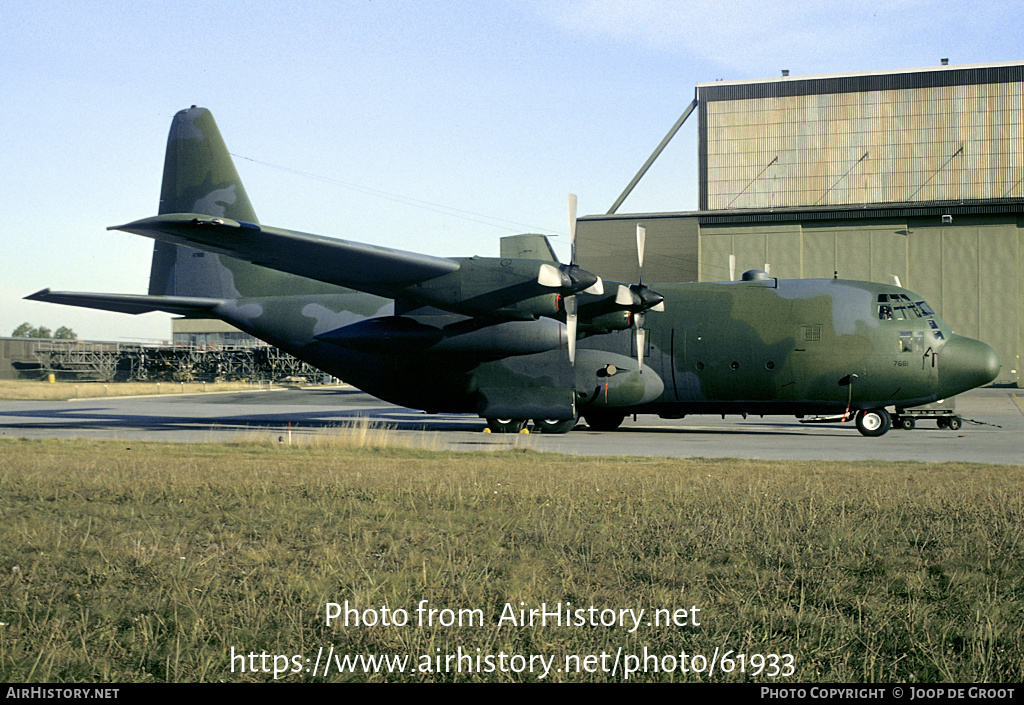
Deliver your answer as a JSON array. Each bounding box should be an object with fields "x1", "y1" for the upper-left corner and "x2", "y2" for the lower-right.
[
  {"x1": 0, "y1": 380, "x2": 281, "y2": 401},
  {"x1": 0, "y1": 438, "x2": 1021, "y2": 683},
  {"x1": 233, "y1": 417, "x2": 449, "y2": 452}
]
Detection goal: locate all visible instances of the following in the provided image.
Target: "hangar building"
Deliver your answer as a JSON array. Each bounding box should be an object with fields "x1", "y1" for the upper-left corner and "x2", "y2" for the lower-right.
[{"x1": 577, "y1": 61, "x2": 1024, "y2": 386}]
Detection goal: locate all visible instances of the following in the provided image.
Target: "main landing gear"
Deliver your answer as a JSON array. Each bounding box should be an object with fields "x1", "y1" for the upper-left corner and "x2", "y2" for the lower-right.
[
  {"x1": 485, "y1": 415, "x2": 579, "y2": 434},
  {"x1": 486, "y1": 409, "x2": 631, "y2": 434},
  {"x1": 485, "y1": 418, "x2": 528, "y2": 434}
]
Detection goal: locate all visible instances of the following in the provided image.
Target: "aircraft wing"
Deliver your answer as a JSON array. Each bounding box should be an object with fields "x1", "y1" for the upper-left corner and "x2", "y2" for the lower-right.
[
  {"x1": 110, "y1": 214, "x2": 461, "y2": 300},
  {"x1": 25, "y1": 289, "x2": 224, "y2": 316}
]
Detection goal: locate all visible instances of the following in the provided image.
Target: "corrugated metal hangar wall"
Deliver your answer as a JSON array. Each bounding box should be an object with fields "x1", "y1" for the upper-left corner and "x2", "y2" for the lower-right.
[{"x1": 577, "y1": 62, "x2": 1023, "y2": 386}]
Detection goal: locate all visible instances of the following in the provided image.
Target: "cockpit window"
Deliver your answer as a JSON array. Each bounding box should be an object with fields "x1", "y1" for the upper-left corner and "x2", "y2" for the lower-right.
[{"x1": 878, "y1": 294, "x2": 935, "y2": 321}]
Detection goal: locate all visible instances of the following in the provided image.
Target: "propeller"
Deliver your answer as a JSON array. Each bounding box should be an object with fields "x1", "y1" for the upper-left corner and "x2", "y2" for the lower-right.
[
  {"x1": 612, "y1": 224, "x2": 665, "y2": 371},
  {"x1": 537, "y1": 195, "x2": 604, "y2": 364},
  {"x1": 565, "y1": 196, "x2": 602, "y2": 366},
  {"x1": 566, "y1": 194, "x2": 579, "y2": 364}
]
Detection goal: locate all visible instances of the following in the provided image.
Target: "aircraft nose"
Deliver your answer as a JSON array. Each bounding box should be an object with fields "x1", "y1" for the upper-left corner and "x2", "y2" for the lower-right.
[{"x1": 939, "y1": 335, "x2": 1001, "y2": 395}]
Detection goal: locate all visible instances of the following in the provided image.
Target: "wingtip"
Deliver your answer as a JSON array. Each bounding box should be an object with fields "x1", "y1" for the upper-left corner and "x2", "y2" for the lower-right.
[{"x1": 24, "y1": 288, "x2": 52, "y2": 301}]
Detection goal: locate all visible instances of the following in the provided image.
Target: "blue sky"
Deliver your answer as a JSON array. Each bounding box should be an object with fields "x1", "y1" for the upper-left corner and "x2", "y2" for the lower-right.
[{"x1": 4, "y1": 0, "x2": 1021, "y2": 340}]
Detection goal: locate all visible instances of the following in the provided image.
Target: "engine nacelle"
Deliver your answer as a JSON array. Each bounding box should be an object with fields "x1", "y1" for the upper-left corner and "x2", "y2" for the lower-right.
[{"x1": 317, "y1": 315, "x2": 567, "y2": 357}]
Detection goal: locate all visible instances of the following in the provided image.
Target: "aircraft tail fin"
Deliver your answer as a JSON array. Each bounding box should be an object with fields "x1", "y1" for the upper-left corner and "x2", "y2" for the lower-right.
[
  {"x1": 500, "y1": 234, "x2": 559, "y2": 262},
  {"x1": 157, "y1": 107, "x2": 258, "y2": 222},
  {"x1": 147, "y1": 107, "x2": 256, "y2": 298},
  {"x1": 147, "y1": 107, "x2": 341, "y2": 299}
]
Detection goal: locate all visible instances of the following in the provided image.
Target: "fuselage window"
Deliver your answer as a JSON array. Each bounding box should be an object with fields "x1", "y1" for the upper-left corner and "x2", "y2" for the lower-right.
[{"x1": 899, "y1": 331, "x2": 925, "y2": 353}]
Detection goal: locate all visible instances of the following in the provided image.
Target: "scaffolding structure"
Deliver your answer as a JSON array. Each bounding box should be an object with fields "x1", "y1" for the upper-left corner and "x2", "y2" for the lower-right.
[{"x1": 10, "y1": 340, "x2": 324, "y2": 383}]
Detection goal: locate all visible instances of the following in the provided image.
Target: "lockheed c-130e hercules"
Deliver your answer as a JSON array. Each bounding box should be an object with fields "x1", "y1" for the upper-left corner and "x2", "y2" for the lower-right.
[{"x1": 28, "y1": 107, "x2": 1001, "y2": 437}]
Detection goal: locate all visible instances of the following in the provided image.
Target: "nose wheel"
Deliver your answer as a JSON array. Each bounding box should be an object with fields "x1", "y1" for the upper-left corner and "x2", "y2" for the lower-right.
[{"x1": 855, "y1": 408, "x2": 891, "y2": 437}]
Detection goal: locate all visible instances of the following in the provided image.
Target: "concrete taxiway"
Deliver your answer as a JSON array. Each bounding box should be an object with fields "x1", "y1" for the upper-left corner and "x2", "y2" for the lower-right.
[{"x1": 1, "y1": 385, "x2": 1020, "y2": 463}]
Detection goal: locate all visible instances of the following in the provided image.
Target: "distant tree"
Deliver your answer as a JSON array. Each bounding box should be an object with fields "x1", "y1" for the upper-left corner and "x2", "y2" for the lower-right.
[{"x1": 9, "y1": 323, "x2": 72, "y2": 339}]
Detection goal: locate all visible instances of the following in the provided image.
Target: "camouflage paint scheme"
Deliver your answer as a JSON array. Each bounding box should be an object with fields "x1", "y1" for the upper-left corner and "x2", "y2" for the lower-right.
[{"x1": 28, "y1": 108, "x2": 1000, "y2": 436}]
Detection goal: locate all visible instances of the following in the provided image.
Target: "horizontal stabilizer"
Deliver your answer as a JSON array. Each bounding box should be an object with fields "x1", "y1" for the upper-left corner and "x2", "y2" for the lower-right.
[
  {"x1": 111, "y1": 214, "x2": 460, "y2": 299},
  {"x1": 25, "y1": 289, "x2": 224, "y2": 316}
]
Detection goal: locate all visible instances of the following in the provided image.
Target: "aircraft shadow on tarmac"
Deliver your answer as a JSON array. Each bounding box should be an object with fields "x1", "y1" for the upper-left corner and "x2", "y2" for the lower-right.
[{"x1": 0, "y1": 402, "x2": 835, "y2": 438}]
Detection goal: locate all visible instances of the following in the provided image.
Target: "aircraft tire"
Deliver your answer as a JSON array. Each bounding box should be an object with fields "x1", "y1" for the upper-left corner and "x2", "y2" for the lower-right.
[
  {"x1": 532, "y1": 417, "x2": 578, "y2": 434},
  {"x1": 487, "y1": 418, "x2": 527, "y2": 434},
  {"x1": 583, "y1": 411, "x2": 625, "y2": 432},
  {"x1": 855, "y1": 409, "x2": 891, "y2": 437}
]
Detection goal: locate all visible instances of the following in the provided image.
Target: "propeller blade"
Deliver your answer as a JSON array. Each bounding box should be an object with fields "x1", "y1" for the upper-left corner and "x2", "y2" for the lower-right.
[
  {"x1": 568, "y1": 194, "x2": 578, "y2": 265},
  {"x1": 565, "y1": 293, "x2": 578, "y2": 364},
  {"x1": 615, "y1": 284, "x2": 636, "y2": 307},
  {"x1": 636, "y1": 325, "x2": 645, "y2": 372},
  {"x1": 538, "y1": 263, "x2": 563, "y2": 288},
  {"x1": 636, "y1": 224, "x2": 646, "y2": 284}
]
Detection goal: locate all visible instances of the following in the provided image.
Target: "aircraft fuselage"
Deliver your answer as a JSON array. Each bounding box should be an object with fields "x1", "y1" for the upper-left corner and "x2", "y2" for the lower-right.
[{"x1": 208, "y1": 275, "x2": 999, "y2": 431}]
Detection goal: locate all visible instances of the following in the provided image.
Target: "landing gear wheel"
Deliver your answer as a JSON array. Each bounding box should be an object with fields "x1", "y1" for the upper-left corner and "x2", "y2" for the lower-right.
[
  {"x1": 532, "y1": 417, "x2": 578, "y2": 434},
  {"x1": 855, "y1": 408, "x2": 891, "y2": 437},
  {"x1": 899, "y1": 416, "x2": 916, "y2": 430},
  {"x1": 486, "y1": 418, "x2": 527, "y2": 434},
  {"x1": 583, "y1": 411, "x2": 625, "y2": 431},
  {"x1": 948, "y1": 417, "x2": 962, "y2": 431}
]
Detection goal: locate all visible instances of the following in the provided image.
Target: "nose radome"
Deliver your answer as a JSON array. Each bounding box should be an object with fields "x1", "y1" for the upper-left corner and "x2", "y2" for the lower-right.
[{"x1": 940, "y1": 335, "x2": 1000, "y2": 395}]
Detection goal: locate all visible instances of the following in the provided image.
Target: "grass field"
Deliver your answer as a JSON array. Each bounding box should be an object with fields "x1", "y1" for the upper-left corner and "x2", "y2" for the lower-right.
[{"x1": 0, "y1": 436, "x2": 1021, "y2": 682}]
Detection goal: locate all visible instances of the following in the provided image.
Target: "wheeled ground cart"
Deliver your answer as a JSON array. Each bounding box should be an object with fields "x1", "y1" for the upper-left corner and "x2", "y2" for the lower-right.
[{"x1": 892, "y1": 398, "x2": 962, "y2": 431}]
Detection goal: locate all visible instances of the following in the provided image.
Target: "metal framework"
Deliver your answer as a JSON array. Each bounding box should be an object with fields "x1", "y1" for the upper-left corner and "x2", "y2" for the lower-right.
[{"x1": 15, "y1": 340, "x2": 324, "y2": 383}]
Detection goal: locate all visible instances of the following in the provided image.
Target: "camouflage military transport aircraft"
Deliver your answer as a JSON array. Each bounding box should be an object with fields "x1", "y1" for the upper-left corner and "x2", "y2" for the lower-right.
[{"x1": 28, "y1": 107, "x2": 1001, "y2": 437}]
